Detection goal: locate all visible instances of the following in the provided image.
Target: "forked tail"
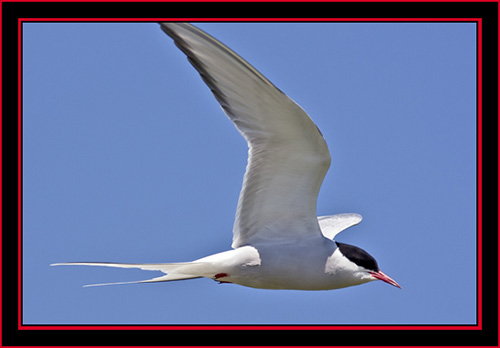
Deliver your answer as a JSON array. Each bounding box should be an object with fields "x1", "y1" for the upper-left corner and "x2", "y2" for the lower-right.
[{"x1": 50, "y1": 261, "x2": 207, "y2": 287}]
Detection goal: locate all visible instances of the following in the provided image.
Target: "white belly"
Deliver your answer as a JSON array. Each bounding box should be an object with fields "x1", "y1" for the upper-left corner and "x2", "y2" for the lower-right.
[{"x1": 197, "y1": 238, "x2": 370, "y2": 290}]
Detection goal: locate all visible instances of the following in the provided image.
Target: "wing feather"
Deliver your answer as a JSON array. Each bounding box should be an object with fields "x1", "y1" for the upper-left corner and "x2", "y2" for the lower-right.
[
  {"x1": 160, "y1": 23, "x2": 331, "y2": 247},
  {"x1": 318, "y1": 214, "x2": 363, "y2": 240}
]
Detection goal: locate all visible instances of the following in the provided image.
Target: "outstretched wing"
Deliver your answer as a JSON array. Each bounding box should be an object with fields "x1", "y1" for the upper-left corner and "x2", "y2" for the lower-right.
[
  {"x1": 318, "y1": 213, "x2": 363, "y2": 240},
  {"x1": 160, "y1": 23, "x2": 331, "y2": 248}
]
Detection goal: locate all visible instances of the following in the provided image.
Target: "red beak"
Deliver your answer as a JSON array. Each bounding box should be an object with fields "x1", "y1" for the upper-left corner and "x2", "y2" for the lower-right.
[{"x1": 370, "y1": 270, "x2": 402, "y2": 289}]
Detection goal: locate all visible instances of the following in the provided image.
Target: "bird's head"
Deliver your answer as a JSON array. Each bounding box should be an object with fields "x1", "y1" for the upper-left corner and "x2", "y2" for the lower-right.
[{"x1": 335, "y1": 241, "x2": 401, "y2": 289}]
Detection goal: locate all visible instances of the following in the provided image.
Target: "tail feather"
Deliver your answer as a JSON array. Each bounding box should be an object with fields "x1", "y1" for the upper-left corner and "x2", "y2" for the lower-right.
[
  {"x1": 51, "y1": 261, "x2": 196, "y2": 273},
  {"x1": 82, "y1": 273, "x2": 201, "y2": 287},
  {"x1": 51, "y1": 261, "x2": 206, "y2": 287}
]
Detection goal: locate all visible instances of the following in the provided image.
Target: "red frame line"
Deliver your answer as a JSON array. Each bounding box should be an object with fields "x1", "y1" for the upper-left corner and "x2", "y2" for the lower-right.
[
  {"x1": 3, "y1": 0, "x2": 499, "y2": 2},
  {"x1": 16, "y1": 17, "x2": 483, "y2": 332}
]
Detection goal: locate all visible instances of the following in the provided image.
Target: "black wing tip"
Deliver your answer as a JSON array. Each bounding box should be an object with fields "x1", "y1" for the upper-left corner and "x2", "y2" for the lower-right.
[{"x1": 159, "y1": 22, "x2": 231, "y2": 110}]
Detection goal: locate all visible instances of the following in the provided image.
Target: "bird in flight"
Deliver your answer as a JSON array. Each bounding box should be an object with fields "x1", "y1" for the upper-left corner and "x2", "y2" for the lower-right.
[{"x1": 53, "y1": 23, "x2": 401, "y2": 291}]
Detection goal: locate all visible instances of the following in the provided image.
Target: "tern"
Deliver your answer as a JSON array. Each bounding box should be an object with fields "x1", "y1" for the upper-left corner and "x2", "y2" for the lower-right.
[{"x1": 52, "y1": 23, "x2": 401, "y2": 290}]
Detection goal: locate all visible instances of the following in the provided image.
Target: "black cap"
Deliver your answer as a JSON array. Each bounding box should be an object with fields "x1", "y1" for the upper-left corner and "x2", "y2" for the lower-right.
[{"x1": 335, "y1": 242, "x2": 379, "y2": 272}]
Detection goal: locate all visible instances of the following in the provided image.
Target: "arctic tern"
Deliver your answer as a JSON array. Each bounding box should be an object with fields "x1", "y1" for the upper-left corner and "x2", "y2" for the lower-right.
[{"x1": 52, "y1": 23, "x2": 401, "y2": 291}]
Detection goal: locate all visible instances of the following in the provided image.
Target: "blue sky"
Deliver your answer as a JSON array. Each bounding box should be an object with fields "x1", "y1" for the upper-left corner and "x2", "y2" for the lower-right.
[{"x1": 22, "y1": 22, "x2": 477, "y2": 325}]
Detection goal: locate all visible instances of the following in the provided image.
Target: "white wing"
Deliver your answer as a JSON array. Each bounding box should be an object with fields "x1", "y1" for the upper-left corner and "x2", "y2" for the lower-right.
[
  {"x1": 160, "y1": 23, "x2": 331, "y2": 248},
  {"x1": 318, "y1": 213, "x2": 363, "y2": 240}
]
